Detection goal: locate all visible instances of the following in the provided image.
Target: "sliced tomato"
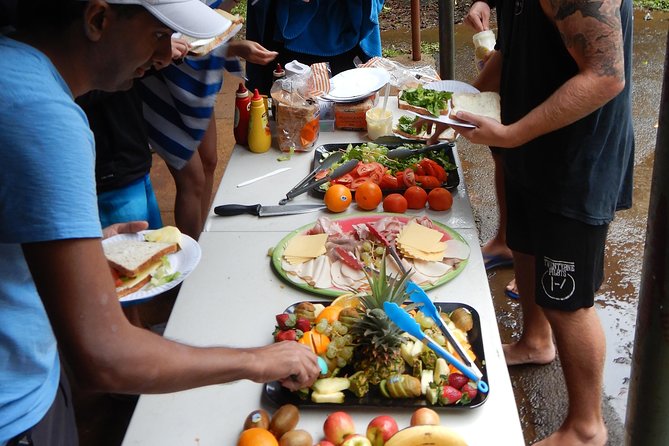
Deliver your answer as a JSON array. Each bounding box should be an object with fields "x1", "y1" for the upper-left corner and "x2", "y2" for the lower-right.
[
  {"x1": 355, "y1": 162, "x2": 385, "y2": 179},
  {"x1": 419, "y1": 159, "x2": 437, "y2": 178},
  {"x1": 331, "y1": 173, "x2": 354, "y2": 187},
  {"x1": 350, "y1": 177, "x2": 372, "y2": 190},
  {"x1": 379, "y1": 174, "x2": 399, "y2": 190},
  {"x1": 402, "y1": 168, "x2": 416, "y2": 188},
  {"x1": 109, "y1": 267, "x2": 123, "y2": 287},
  {"x1": 368, "y1": 170, "x2": 383, "y2": 184},
  {"x1": 395, "y1": 170, "x2": 404, "y2": 187},
  {"x1": 415, "y1": 175, "x2": 442, "y2": 189},
  {"x1": 314, "y1": 169, "x2": 331, "y2": 180},
  {"x1": 414, "y1": 163, "x2": 426, "y2": 176}
]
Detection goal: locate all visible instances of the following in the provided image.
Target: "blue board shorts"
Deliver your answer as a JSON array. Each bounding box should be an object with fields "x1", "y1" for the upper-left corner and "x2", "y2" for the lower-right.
[{"x1": 97, "y1": 174, "x2": 163, "y2": 229}]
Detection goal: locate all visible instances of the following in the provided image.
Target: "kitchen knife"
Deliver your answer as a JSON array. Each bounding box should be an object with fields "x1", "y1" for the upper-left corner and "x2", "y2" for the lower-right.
[
  {"x1": 384, "y1": 302, "x2": 489, "y2": 393},
  {"x1": 281, "y1": 159, "x2": 359, "y2": 203},
  {"x1": 213, "y1": 203, "x2": 326, "y2": 217},
  {"x1": 279, "y1": 151, "x2": 345, "y2": 205}
]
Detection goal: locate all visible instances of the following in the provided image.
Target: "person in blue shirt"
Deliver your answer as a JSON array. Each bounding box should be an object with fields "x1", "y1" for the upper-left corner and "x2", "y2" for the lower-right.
[
  {"x1": 0, "y1": 1, "x2": 319, "y2": 444},
  {"x1": 245, "y1": 0, "x2": 385, "y2": 94}
]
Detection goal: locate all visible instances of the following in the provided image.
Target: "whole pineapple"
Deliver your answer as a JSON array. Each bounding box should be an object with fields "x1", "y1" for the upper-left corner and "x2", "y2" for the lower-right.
[{"x1": 350, "y1": 252, "x2": 413, "y2": 384}]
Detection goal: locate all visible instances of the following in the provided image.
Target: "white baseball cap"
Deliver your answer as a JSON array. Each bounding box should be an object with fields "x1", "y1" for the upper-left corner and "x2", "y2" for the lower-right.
[{"x1": 102, "y1": 0, "x2": 231, "y2": 38}]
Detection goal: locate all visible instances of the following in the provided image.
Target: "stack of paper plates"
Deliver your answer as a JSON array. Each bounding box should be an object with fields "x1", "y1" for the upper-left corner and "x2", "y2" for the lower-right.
[{"x1": 322, "y1": 68, "x2": 390, "y2": 103}]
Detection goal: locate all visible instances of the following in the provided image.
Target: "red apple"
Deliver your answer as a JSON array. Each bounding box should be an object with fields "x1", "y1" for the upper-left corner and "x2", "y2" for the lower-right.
[
  {"x1": 366, "y1": 415, "x2": 399, "y2": 446},
  {"x1": 410, "y1": 407, "x2": 441, "y2": 426},
  {"x1": 323, "y1": 411, "x2": 356, "y2": 445},
  {"x1": 341, "y1": 434, "x2": 373, "y2": 446},
  {"x1": 316, "y1": 442, "x2": 336, "y2": 446}
]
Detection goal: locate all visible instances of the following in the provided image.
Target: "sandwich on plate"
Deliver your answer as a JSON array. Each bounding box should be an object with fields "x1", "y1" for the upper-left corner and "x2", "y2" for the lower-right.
[
  {"x1": 398, "y1": 85, "x2": 452, "y2": 117},
  {"x1": 449, "y1": 91, "x2": 501, "y2": 124},
  {"x1": 104, "y1": 226, "x2": 182, "y2": 298}
]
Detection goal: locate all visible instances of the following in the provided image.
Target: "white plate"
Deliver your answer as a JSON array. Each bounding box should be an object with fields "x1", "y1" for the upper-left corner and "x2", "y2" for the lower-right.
[
  {"x1": 409, "y1": 80, "x2": 481, "y2": 128},
  {"x1": 103, "y1": 231, "x2": 202, "y2": 305},
  {"x1": 325, "y1": 67, "x2": 390, "y2": 100}
]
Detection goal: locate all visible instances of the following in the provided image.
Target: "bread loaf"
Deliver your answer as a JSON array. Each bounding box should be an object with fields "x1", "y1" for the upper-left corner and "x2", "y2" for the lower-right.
[{"x1": 449, "y1": 92, "x2": 501, "y2": 123}]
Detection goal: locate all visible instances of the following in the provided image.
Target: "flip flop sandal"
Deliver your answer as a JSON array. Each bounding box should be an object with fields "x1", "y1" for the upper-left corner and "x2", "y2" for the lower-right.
[
  {"x1": 483, "y1": 253, "x2": 514, "y2": 271},
  {"x1": 505, "y1": 288, "x2": 519, "y2": 299}
]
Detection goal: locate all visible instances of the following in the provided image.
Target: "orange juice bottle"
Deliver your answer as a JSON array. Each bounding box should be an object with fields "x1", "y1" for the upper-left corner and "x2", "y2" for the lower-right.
[{"x1": 247, "y1": 88, "x2": 271, "y2": 153}]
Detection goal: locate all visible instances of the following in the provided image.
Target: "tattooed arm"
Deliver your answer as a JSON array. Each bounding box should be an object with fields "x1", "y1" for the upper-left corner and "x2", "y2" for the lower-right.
[{"x1": 452, "y1": 0, "x2": 625, "y2": 148}]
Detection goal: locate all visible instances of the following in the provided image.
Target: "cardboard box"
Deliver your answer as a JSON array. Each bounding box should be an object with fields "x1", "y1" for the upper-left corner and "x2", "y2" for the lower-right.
[{"x1": 334, "y1": 95, "x2": 375, "y2": 130}]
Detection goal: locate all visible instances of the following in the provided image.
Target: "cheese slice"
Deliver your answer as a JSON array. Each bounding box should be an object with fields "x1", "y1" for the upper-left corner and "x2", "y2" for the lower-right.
[
  {"x1": 396, "y1": 222, "x2": 444, "y2": 252},
  {"x1": 398, "y1": 245, "x2": 445, "y2": 261},
  {"x1": 283, "y1": 234, "x2": 328, "y2": 259},
  {"x1": 117, "y1": 261, "x2": 162, "y2": 293}
]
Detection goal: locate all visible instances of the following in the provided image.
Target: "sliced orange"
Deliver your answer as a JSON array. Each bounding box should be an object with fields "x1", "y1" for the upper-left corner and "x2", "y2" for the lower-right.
[
  {"x1": 331, "y1": 293, "x2": 362, "y2": 309},
  {"x1": 314, "y1": 305, "x2": 343, "y2": 323}
]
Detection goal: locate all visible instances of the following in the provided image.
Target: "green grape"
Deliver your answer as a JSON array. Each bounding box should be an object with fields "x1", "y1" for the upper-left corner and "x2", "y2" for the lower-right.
[
  {"x1": 360, "y1": 252, "x2": 372, "y2": 263},
  {"x1": 374, "y1": 246, "x2": 385, "y2": 256},
  {"x1": 326, "y1": 344, "x2": 338, "y2": 359},
  {"x1": 340, "y1": 346, "x2": 354, "y2": 361},
  {"x1": 362, "y1": 241, "x2": 372, "y2": 252},
  {"x1": 334, "y1": 337, "x2": 347, "y2": 348},
  {"x1": 336, "y1": 357, "x2": 347, "y2": 368},
  {"x1": 315, "y1": 319, "x2": 329, "y2": 334},
  {"x1": 335, "y1": 324, "x2": 348, "y2": 335}
]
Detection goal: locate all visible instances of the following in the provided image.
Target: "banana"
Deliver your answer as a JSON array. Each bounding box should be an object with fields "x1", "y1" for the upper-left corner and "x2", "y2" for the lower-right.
[{"x1": 385, "y1": 424, "x2": 468, "y2": 446}]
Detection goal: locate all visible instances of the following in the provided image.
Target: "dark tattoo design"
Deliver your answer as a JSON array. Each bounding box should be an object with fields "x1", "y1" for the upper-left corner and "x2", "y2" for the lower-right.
[{"x1": 553, "y1": 0, "x2": 617, "y2": 27}]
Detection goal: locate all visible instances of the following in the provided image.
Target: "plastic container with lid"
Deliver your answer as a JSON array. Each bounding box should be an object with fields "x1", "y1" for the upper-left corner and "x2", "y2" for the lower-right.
[
  {"x1": 247, "y1": 88, "x2": 272, "y2": 153},
  {"x1": 233, "y1": 83, "x2": 251, "y2": 145}
]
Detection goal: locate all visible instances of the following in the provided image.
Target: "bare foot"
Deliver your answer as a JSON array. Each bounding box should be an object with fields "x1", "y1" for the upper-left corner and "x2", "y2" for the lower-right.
[
  {"x1": 481, "y1": 237, "x2": 513, "y2": 259},
  {"x1": 503, "y1": 341, "x2": 556, "y2": 366},
  {"x1": 533, "y1": 422, "x2": 607, "y2": 446},
  {"x1": 505, "y1": 278, "x2": 517, "y2": 294}
]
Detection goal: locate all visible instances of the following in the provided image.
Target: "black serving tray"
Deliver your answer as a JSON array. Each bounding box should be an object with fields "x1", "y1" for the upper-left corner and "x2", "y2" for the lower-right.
[
  {"x1": 264, "y1": 301, "x2": 488, "y2": 410},
  {"x1": 308, "y1": 142, "x2": 460, "y2": 199}
]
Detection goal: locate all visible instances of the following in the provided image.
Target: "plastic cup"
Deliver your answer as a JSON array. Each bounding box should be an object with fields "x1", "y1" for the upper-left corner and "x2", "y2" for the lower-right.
[
  {"x1": 366, "y1": 108, "x2": 393, "y2": 140},
  {"x1": 473, "y1": 30, "x2": 496, "y2": 72}
]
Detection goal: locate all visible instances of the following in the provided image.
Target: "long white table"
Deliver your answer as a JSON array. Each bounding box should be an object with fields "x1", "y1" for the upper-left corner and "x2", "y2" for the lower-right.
[{"x1": 122, "y1": 101, "x2": 524, "y2": 445}]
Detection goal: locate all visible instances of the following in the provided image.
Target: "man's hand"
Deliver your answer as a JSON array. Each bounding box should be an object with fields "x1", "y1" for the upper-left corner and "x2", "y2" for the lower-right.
[
  {"x1": 449, "y1": 111, "x2": 519, "y2": 147},
  {"x1": 227, "y1": 40, "x2": 278, "y2": 65},
  {"x1": 102, "y1": 221, "x2": 149, "y2": 240},
  {"x1": 464, "y1": 1, "x2": 492, "y2": 32},
  {"x1": 247, "y1": 341, "x2": 321, "y2": 391}
]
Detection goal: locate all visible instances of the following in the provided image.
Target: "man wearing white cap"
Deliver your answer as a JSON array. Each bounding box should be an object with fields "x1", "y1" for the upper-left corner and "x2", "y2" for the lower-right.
[{"x1": 0, "y1": 2, "x2": 320, "y2": 445}]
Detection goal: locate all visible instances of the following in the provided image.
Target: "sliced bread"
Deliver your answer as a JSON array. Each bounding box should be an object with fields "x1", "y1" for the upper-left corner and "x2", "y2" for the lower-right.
[
  {"x1": 449, "y1": 92, "x2": 501, "y2": 123},
  {"x1": 104, "y1": 240, "x2": 178, "y2": 278}
]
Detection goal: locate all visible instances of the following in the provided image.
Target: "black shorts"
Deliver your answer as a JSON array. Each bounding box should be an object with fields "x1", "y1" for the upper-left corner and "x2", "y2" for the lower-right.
[{"x1": 505, "y1": 179, "x2": 609, "y2": 311}]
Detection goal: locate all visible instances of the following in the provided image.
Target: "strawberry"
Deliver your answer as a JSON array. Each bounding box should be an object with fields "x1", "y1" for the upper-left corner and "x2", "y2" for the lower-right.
[
  {"x1": 295, "y1": 317, "x2": 311, "y2": 333},
  {"x1": 447, "y1": 373, "x2": 468, "y2": 390},
  {"x1": 460, "y1": 382, "x2": 478, "y2": 403},
  {"x1": 274, "y1": 329, "x2": 297, "y2": 342},
  {"x1": 440, "y1": 385, "x2": 463, "y2": 405},
  {"x1": 275, "y1": 313, "x2": 297, "y2": 330}
]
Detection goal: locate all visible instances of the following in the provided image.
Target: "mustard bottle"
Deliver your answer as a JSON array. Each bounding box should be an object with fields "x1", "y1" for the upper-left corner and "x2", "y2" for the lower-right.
[{"x1": 247, "y1": 88, "x2": 272, "y2": 153}]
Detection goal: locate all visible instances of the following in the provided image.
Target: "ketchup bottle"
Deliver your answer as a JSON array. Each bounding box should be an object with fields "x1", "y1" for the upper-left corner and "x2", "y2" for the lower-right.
[
  {"x1": 233, "y1": 83, "x2": 251, "y2": 145},
  {"x1": 247, "y1": 88, "x2": 272, "y2": 153}
]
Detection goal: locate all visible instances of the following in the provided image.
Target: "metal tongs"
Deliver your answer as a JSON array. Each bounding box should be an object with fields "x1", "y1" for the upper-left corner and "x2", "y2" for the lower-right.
[
  {"x1": 385, "y1": 141, "x2": 454, "y2": 159},
  {"x1": 365, "y1": 223, "x2": 482, "y2": 379},
  {"x1": 384, "y1": 302, "x2": 488, "y2": 393},
  {"x1": 279, "y1": 156, "x2": 358, "y2": 205}
]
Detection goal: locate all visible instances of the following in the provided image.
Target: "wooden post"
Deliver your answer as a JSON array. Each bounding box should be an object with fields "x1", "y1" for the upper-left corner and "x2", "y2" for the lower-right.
[
  {"x1": 625, "y1": 31, "x2": 669, "y2": 446},
  {"x1": 411, "y1": 0, "x2": 421, "y2": 61}
]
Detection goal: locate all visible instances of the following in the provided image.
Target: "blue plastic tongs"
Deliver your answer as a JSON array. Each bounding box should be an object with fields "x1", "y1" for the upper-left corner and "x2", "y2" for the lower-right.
[
  {"x1": 384, "y1": 301, "x2": 489, "y2": 393},
  {"x1": 406, "y1": 282, "x2": 483, "y2": 380}
]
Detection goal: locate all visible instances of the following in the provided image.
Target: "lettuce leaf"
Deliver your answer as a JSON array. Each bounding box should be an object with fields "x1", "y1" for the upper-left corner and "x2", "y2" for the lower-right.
[{"x1": 400, "y1": 86, "x2": 452, "y2": 117}]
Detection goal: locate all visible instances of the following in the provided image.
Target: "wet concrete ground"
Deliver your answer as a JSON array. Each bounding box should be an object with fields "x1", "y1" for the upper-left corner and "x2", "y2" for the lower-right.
[{"x1": 377, "y1": 9, "x2": 667, "y2": 444}]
